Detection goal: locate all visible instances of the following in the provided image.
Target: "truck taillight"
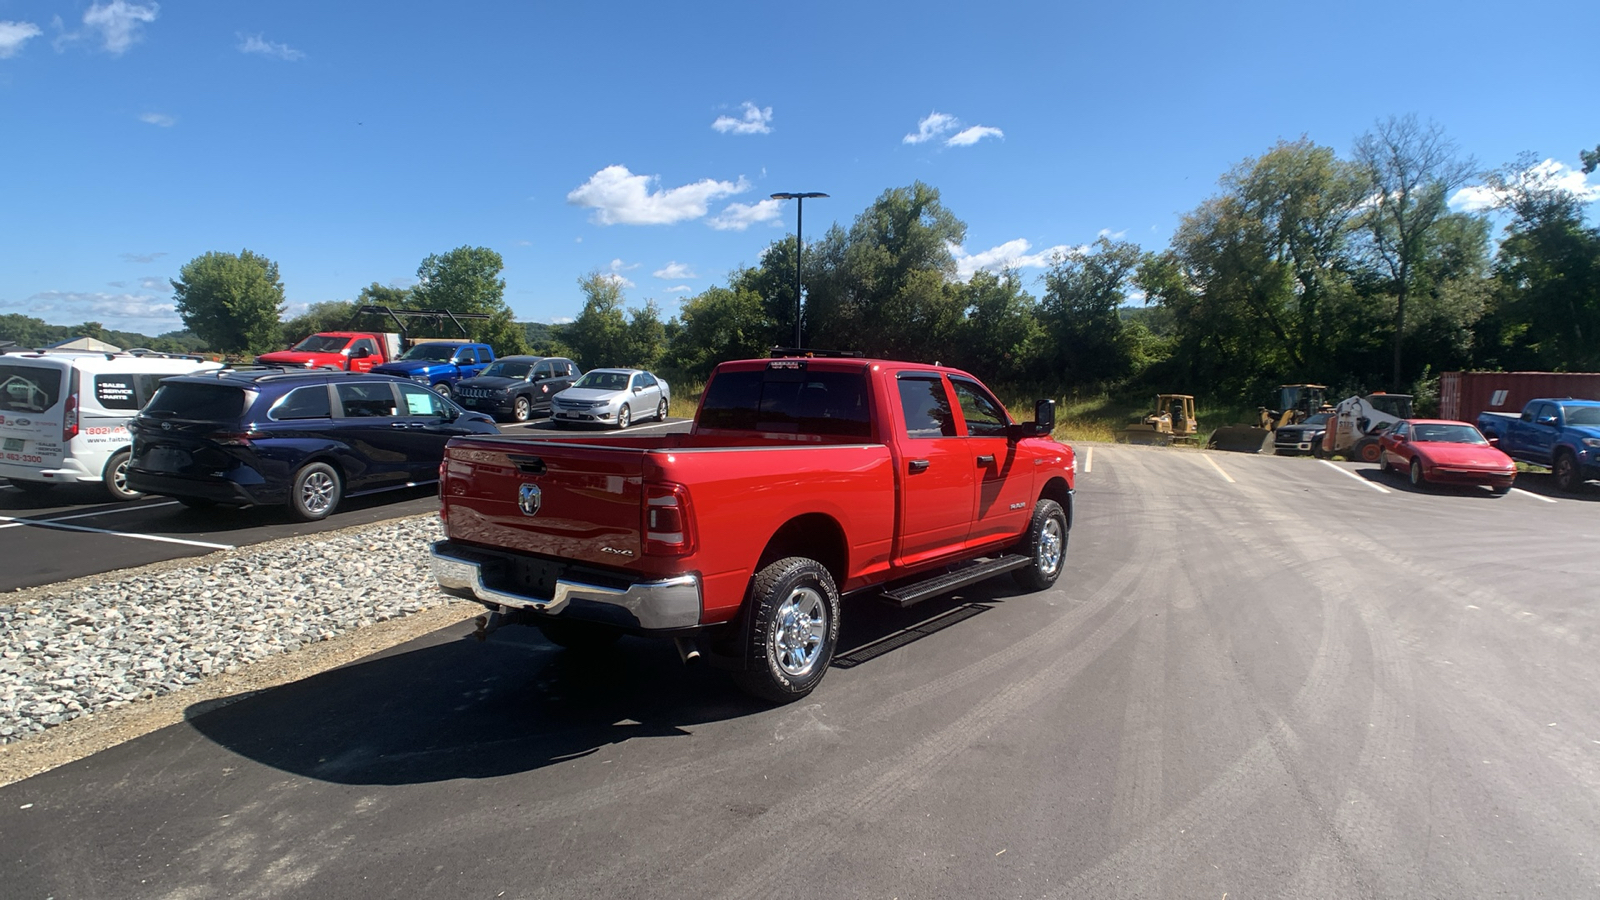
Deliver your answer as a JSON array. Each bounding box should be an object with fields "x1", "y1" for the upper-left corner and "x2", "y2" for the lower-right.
[
  {"x1": 62, "y1": 392, "x2": 79, "y2": 442},
  {"x1": 438, "y1": 459, "x2": 449, "y2": 524},
  {"x1": 643, "y1": 482, "x2": 695, "y2": 556}
]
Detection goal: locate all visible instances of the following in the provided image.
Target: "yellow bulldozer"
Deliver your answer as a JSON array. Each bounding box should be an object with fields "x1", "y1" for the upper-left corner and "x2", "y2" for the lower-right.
[
  {"x1": 1118, "y1": 393, "x2": 1199, "y2": 446},
  {"x1": 1207, "y1": 384, "x2": 1328, "y2": 453}
]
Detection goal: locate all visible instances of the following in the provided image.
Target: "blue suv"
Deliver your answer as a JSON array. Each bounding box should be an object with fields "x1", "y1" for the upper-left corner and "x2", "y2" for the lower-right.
[{"x1": 126, "y1": 368, "x2": 499, "y2": 521}]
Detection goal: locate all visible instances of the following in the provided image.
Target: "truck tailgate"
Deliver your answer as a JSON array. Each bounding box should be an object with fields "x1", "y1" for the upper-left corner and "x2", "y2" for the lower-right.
[{"x1": 442, "y1": 438, "x2": 649, "y2": 568}]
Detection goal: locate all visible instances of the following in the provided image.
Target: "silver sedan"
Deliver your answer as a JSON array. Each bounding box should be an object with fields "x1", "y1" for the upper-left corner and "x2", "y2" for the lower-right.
[{"x1": 550, "y1": 368, "x2": 670, "y2": 429}]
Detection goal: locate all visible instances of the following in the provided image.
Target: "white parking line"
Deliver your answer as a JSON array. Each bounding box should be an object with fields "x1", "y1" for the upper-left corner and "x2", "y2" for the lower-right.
[
  {"x1": 1318, "y1": 459, "x2": 1391, "y2": 493},
  {"x1": 0, "y1": 515, "x2": 234, "y2": 550},
  {"x1": 1510, "y1": 488, "x2": 1557, "y2": 503},
  {"x1": 1202, "y1": 454, "x2": 1235, "y2": 483},
  {"x1": 1083, "y1": 446, "x2": 1093, "y2": 474}
]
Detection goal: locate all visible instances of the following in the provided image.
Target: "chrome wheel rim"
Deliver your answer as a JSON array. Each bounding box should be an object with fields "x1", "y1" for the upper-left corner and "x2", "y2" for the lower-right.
[
  {"x1": 657, "y1": 400, "x2": 668, "y2": 420},
  {"x1": 1038, "y1": 516, "x2": 1063, "y2": 577},
  {"x1": 618, "y1": 405, "x2": 630, "y2": 428},
  {"x1": 514, "y1": 397, "x2": 531, "y2": 421},
  {"x1": 771, "y1": 585, "x2": 827, "y2": 677},
  {"x1": 1410, "y1": 460, "x2": 1422, "y2": 486},
  {"x1": 433, "y1": 384, "x2": 451, "y2": 398},
  {"x1": 301, "y1": 470, "x2": 336, "y2": 515},
  {"x1": 112, "y1": 459, "x2": 133, "y2": 496}
]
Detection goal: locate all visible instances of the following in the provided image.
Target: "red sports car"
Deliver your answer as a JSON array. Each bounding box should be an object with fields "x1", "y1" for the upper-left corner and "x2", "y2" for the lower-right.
[{"x1": 1378, "y1": 418, "x2": 1516, "y2": 494}]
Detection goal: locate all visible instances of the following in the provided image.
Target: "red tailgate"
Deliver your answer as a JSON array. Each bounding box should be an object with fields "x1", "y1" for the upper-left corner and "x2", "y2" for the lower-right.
[{"x1": 442, "y1": 439, "x2": 649, "y2": 568}]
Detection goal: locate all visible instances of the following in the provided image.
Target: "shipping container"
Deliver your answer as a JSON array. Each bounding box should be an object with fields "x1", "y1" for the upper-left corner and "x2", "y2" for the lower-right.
[{"x1": 1440, "y1": 371, "x2": 1600, "y2": 421}]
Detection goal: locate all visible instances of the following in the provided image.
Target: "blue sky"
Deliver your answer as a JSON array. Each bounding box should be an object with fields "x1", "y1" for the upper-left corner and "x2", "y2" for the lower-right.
[{"x1": 2, "y1": 0, "x2": 1596, "y2": 337}]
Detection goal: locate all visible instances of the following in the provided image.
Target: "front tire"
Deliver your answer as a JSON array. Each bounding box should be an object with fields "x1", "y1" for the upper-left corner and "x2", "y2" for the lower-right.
[
  {"x1": 1553, "y1": 451, "x2": 1580, "y2": 492},
  {"x1": 656, "y1": 398, "x2": 669, "y2": 422},
  {"x1": 512, "y1": 395, "x2": 533, "y2": 423},
  {"x1": 102, "y1": 449, "x2": 142, "y2": 501},
  {"x1": 432, "y1": 383, "x2": 452, "y2": 399},
  {"x1": 616, "y1": 404, "x2": 631, "y2": 429},
  {"x1": 733, "y1": 558, "x2": 840, "y2": 703},
  {"x1": 1409, "y1": 457, "x2": 1425, "y2": 488},
  {"x1": 1358, "y1": 440, "x2": 1382, "y2": 464},
  {"x1": 1013, "y1": 498, "x2": 1068, "y2": 591},
  {"x1": 290, "y1": 461, "x2": 342, "y2": 521}
]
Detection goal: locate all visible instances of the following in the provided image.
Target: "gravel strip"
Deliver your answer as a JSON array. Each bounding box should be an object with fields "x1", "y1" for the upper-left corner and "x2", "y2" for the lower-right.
[{"x1": 0, "y1": 515, "x2": 459, "y2": 748}]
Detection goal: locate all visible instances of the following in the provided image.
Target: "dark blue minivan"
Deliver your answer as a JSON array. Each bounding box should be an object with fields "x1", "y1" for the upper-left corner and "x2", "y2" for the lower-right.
[{"x1": 127, "y1": 368, "x2": 499, "y2": 520}]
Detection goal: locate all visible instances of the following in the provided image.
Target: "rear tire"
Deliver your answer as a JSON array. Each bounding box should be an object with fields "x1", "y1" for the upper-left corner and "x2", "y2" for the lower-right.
[
  {"x1": 536, "y1": 618, "x2": 623, "y2": 651},
  {"x1": 1491, "y1": 483, "x2": 1511, "y2": 496},
  {"x1": 733, "y1": 557, "x2": 840, "y2": 703},
  {"x1": 289, "y1": 462, "x2": 342, "y2": 521},
  {"x1": 1553, "y1": 451, "x2": 1580, "y2": 492},
  {"x1": 1012, "y1": 499, "x2": 1068, "y2": 591},
  {"x1": 656, "y1": 398, "x2": 669, "y2": 422},
  {"x1": 102, "y1": 449, "x2": 142, "y2": 501}
]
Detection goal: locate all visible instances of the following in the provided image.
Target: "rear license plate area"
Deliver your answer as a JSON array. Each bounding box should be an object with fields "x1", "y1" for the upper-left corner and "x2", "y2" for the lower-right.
[{"x1": 3, "y1": 438, "x2": 22, "y2": 452}]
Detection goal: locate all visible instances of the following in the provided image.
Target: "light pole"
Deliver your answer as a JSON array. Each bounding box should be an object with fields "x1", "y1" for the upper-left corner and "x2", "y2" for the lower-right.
[{"x1": 770, "y1": 191, "x2": 828, "y2": 349}]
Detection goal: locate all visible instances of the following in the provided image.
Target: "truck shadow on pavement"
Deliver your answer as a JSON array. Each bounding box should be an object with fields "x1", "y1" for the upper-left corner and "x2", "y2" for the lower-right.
[{"x1": 182, "y1": 591, "x2": 1003, "y2": 786}]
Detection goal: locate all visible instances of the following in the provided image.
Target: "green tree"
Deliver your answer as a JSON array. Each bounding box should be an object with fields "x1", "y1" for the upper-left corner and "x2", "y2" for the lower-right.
[
  {"x1": 280, "y1": 300, "x2": 356, "y2": 346},
  {"x1": 356, "y1": 282, "x2": 412, "y2": 308},
  {"x1": 949, "y1": 269, "x2": 1044, "y2": 383},
  {"x1": 1039, "y1": 237, "x2": 1145, "y2": 386},
  {"x1": 1352, "y1": 116, "x2": 1478, "y2": 389},
  {"x1": 625, "y1": 299, "x2": 666, "y2": 371},
  {"x1": 665, "y1": 278, "x2": 775, "y2": 380},
  {"x1": 564, "y1": 273, "x2": 632, "y2": 370},
  {"x1": 171, "y1": 249, "x2": 286, "y2": 354},
  {"x1": 411, "y1": 246, "x2": 527, "y2": 353}
]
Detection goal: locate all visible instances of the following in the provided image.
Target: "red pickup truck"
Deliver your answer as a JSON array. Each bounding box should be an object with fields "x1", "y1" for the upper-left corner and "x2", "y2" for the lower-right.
[
  {"x1": 255, "y1": 331, "x2": 402, "y2": 372},
  {"x1": 430, "y1": 354, "x2": 1077, "y2": 701}
]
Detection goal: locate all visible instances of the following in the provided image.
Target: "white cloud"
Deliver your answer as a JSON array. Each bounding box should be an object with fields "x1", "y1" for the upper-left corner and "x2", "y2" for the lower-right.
[
  {"x1": 653, "y1": 261, "x2": 697, "y2": 280},
  {"x1": 567, "y1": 165, "x2": 749, "y2": 226},
  {"x1": 1450, "y1": 158, "x2": 1600, "y2": 212},
  {"x1": 120, "y1": 251, "x2": 166, "y2": 264},
  {"x1": 549, "y1": 316, "x2": 575, "y2": 325},
  {"x1": 138, "y1": 277, "x2": 166, "y2": 290},
  {"x1": 82, "y1": 1, "x2": 158, "y2": 55},
  {"x1": 946, "y1": 125, "x2": 1003, "y2": 147},
  {"x1": 904, "y1": 112, "x2": 958, "y2": 145},
  {"x1": 138, "y1": 112, "x2": 174, "y2": 127},
  {"x1": 238, "y1": 33, "x2": 304, "y2": 61},
  {"x1": 712, "y1": 101, "x2": 773, "y2": 135},
  {"x1": 708, "y1": 198, "x2": 783, "y2": 231},
  {"x1": 1097, "y1": 228, "x2": 1128, "y2": 239},
  {"x1": 664, "y1": 285, "x2": 691, "y2": 294},
  {"x1": 7, "y1": 290, "x2": 181, "y2": 332},
  {"x1": 950, "y1": 239, "x2": 1084, "y2": 280},
  {"x1": 0, "y1": 21, "x2": 42, "y2": 58},
  {"x1": 603, "y1": 259, "x2": 636, "y2": 289}
]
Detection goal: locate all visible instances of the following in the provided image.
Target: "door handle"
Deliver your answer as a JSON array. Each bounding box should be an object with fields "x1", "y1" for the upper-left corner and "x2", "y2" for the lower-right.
[
  {"x1": 976, "y1": 454, "x2": 995, "y2": 466},
  {"x1": 908, "y1": 459, "x2": 930, "y2": 473}
]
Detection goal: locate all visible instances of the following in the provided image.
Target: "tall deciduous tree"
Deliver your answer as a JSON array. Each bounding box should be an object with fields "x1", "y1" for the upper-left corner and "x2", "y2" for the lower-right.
[
  {"x1": 280, "y1": 300, "x2": 356, "y2": 345},
  {"x1": 665, "y1": 278, "x2": 774, "y2": 380},
  {"x1": 171, "y1": 249, "x2": 285, "y2": 354},
  {"x1": 411, "y1": 246, "x2": 526, "y2": 352},
  {"x1": 1352, "y1": 116, "x2": 1478, "y2": 389},
  {"x1": 1040, "y1": 237, "x2": 1145, "y2": 385},
  {"x1": 950, "y1": 269, "x2": 1044, "y2": 384},
  {"x1": 564, "y1": 273, "x2": 632, "y2": 371}
]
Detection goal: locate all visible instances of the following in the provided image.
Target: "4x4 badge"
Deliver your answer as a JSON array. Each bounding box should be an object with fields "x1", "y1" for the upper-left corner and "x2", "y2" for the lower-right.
[{"x1": 518, "y1": 483, "x2": 542, "y2": 516}]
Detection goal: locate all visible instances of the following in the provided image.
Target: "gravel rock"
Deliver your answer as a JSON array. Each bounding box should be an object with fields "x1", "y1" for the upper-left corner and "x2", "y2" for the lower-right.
[{"x1": 1, "y1": 516, "x2": 447, "y2": 745}]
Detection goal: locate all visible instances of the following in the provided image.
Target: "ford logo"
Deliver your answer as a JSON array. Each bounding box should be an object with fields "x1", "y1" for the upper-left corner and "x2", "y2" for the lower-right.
[
  {"x1": 13, "y1": 418, "x2": 29, "y2": 426},
  {"x1": 518, "y1": 482, "x2": 542, "y2": 516}
]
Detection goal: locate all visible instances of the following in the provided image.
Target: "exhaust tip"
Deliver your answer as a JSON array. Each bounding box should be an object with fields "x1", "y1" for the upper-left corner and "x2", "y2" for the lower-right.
[{"x1": 674, "y1": 636, "x2": 702, "y2": 665}]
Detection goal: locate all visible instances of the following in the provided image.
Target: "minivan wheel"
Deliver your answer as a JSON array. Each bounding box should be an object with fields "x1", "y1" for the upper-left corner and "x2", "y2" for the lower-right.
[
  {"x1": 290, "y1": 462, "x2": 342, "y2": 521},
  {"x1": 102, "y1": 449, "x2": 142, "y2": 501}
]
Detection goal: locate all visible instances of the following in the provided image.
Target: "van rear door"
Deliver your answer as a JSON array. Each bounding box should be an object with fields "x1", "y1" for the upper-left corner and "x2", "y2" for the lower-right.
[{"x1": 0, "y1": 360, "x2": 70, "y2": 467}]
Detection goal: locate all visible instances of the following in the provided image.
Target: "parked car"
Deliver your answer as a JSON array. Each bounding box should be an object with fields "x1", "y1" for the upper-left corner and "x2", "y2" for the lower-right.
[
  {"x1": 126, "y1": 369, "x2": 499, "y2": 520},
  {"x1": 453, "y1": 356, "x2": 581, "y2": 422},
  {"x1": 1273, "y1": 412, "x2": 1331, "y2": 457},
  {"x1": 550, "y1": 368, "x2": 669, "y2": 429},
  {"x1": 0, "y1": 348, "x2": 222, "y2": 500},
  {"x1": 1477, "y1": 398, "x2": 1600, "y2": 492},
  {"x1": 1378, "y1": 418, "x2": 1516, "y2": 494},
  {"x1": 369, "y1": 341, "x2": 496, "y2": 398}
]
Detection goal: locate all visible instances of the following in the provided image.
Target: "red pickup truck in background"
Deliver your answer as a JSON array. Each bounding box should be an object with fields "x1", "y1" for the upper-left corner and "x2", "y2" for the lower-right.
[
  {"x1": 255, "y1": 331, "x2": 402, "y2": 372},
  {"x1": 430, "y1": 354, "x2": 1077, "y2": 701}
]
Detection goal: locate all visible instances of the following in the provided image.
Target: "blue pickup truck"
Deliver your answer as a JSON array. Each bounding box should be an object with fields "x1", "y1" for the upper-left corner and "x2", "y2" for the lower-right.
[
  {"x1": 370, "y1": 341, "x2": 495, "y2": 398},
  {"x1": 1477, "y1": 398, "x2": 1600, "y2": 492}
]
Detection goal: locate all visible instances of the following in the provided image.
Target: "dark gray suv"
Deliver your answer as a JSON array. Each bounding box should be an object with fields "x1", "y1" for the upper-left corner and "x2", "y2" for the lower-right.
[{"x1": 127, "y1": 368, "x2": 499, "y2": 520}]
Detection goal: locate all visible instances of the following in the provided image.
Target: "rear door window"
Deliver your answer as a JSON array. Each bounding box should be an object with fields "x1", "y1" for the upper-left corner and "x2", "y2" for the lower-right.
[
  {"x1": 0, "y1": 364, "x2": 62, "y2": 412},
  {"x1": 269, "y1": 385, "x2": 333, "y2": 420},
  {"x1": 335, "y1": 381, "x2": 399, "y2": 418},
  {"x1": 144, "y1": 382, "x2": 250, "y2": 420}
]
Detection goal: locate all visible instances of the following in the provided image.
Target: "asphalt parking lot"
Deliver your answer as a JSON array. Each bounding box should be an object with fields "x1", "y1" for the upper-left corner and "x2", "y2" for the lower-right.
[
  {"x1": 0, "y1": 417, "x2": 687, "y2": 592},
  {"x1": 4, "y1": 440, "x2": 1599, "y2": 899}
]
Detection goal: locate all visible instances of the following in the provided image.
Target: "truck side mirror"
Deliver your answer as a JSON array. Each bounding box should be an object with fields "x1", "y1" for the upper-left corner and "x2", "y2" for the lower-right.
[
  {"x1": 1033, "y1": 398, "x2": 1056, "y2": 435},
  {"x1": 352, "y1": 347, "x2": 371, "y2": 359}
]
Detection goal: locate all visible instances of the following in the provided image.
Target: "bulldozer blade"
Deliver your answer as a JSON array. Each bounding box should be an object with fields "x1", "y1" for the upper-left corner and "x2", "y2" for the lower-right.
[
  {"x1": 1117, "y1": 428, "x2": 1171, "y2": 446},
  {"x1": 1207, "y1": 425, "x2": 1270, "y2": 453}
]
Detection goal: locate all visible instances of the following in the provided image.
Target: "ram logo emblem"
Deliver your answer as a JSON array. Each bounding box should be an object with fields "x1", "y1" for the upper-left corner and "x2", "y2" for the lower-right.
[{"x1": 517, "y1": 483, "x2": 542, "y2": 516}]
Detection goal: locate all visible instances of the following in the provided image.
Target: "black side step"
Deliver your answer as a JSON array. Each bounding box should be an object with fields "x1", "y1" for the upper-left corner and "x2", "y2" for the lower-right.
[{"x1": 878, "y1": 554, "x2": 1032, "y2": 608}]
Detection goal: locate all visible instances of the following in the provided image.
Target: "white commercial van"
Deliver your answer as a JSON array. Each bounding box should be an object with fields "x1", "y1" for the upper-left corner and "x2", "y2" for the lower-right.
[{"x1": 0, "y1": 349, "x2": 223, "y2": 500}]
